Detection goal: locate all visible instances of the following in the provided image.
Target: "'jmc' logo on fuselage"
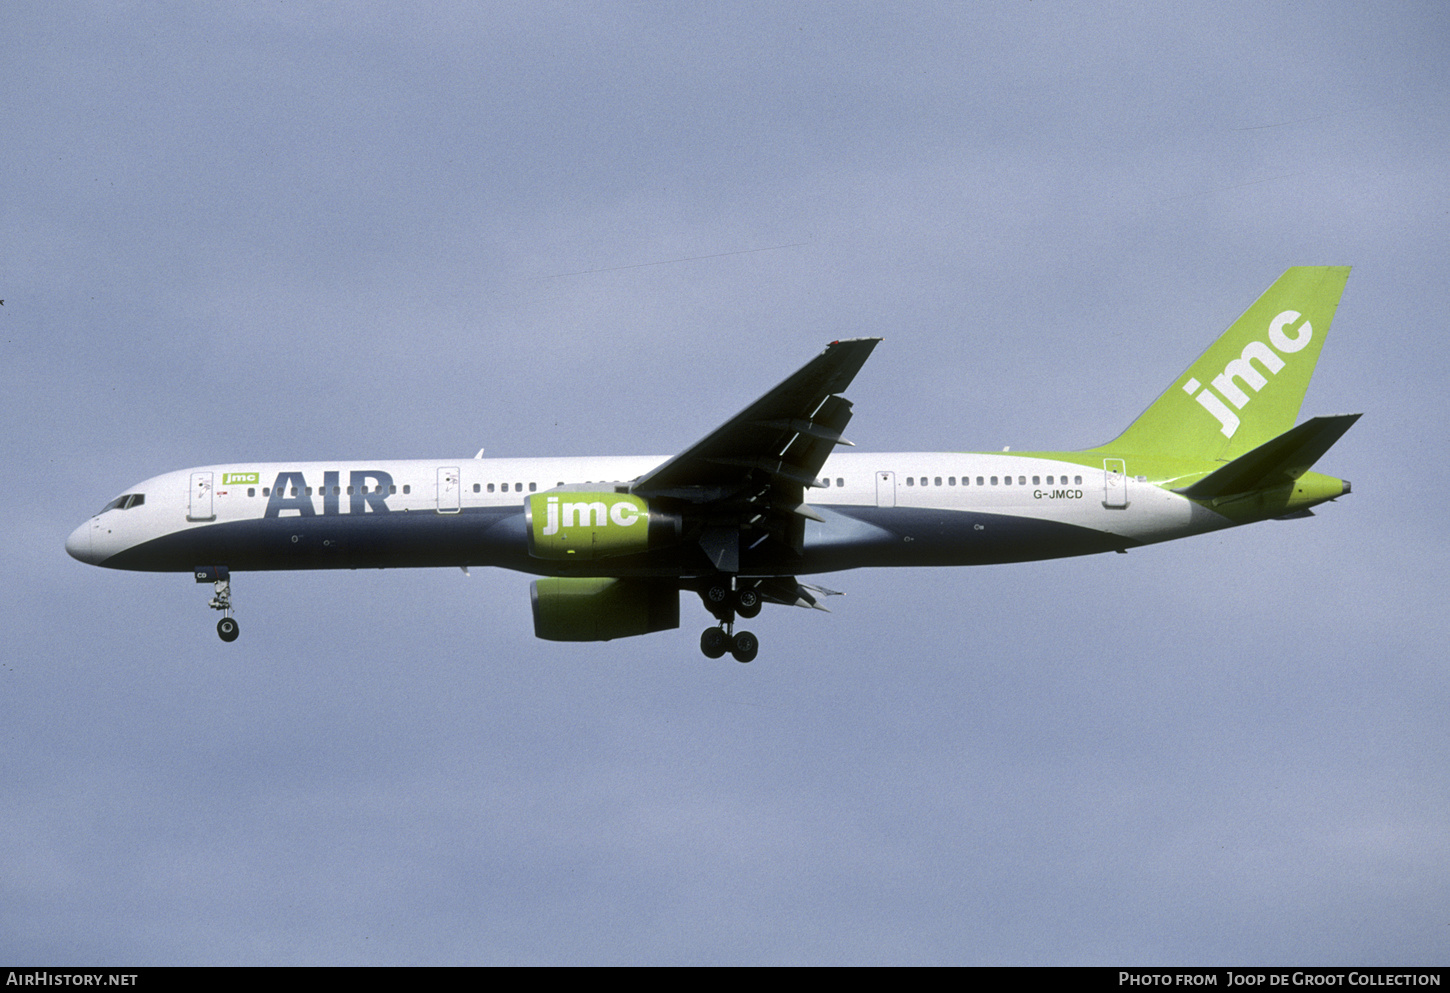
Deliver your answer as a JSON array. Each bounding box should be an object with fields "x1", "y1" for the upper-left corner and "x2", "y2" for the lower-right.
[{"x1": 1181, "y1": 310, "x2": 1312, "y2": 438}]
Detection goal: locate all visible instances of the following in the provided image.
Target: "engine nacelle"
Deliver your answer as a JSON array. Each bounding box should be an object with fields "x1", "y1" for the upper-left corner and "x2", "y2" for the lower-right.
[
  {"x1": 524, "y1": 491, "x2": 680, "y2": 561},
  {"x1": 530, "y1": 577, "x2": 680, "y2": 642}
]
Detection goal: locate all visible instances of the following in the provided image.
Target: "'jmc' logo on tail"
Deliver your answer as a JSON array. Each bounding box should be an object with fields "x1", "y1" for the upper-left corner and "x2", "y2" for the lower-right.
[{"x1": 1181, "y1": 310, "x2": 1312, "y2": 438}]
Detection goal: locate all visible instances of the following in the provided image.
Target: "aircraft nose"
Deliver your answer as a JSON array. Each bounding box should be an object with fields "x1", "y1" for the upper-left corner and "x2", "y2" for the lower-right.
[{"x1": 65, "y1": 520, "x2": 95, "y2": 564}]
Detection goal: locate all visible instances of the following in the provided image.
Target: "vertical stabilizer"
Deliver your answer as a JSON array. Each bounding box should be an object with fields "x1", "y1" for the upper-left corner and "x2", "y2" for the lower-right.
[{"x1": 1099, "y1": 266, "x2": 1350, "y2": 462}]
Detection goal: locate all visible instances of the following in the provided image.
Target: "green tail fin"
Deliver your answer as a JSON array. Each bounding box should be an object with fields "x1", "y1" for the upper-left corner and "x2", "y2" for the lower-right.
[{"x1": 1101, "y1": 266, "x2": 1351, "y2": 462}]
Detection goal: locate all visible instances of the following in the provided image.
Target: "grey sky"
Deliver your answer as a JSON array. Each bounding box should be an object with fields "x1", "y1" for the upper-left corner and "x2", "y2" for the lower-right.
[{"x1": 3, "y1": 1, "x2": 1447, "y2": 965}]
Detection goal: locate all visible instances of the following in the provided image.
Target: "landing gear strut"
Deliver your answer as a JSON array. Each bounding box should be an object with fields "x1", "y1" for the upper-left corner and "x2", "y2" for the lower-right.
[
  {"x1": 698, "y1": 578, "x2": 760, "y2": 663},
  {"x1": 196, "y1": 566, "x2": 239, "y2": 642},
  {"x1": 210, "y1": 579, "x2": 239, "y2": 642}
]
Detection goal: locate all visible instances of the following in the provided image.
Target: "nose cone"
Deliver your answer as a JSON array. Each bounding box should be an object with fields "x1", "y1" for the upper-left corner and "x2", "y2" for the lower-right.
[{"x1": 66, "y1": 520, "x2": 96, "y2": 564}]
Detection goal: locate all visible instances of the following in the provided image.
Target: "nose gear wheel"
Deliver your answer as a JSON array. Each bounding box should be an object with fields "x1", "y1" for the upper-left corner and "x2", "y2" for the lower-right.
[{"x1": 199, "y1": 569, "x2": 239, "y2": 642}]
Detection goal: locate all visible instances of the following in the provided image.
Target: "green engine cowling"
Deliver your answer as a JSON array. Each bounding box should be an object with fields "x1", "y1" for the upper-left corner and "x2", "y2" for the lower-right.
[
  {"x1": 530, "y1": 577, "x2": 680, "y2": 642},
  {"x1": 524, "y1": 491, "x2": 680, "y2": 561}
]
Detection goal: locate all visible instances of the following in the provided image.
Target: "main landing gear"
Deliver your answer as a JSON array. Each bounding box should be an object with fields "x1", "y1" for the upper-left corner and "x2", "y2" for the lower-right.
[
  {"x1": 195, "y1": 566, "x2": 239, "y2": 642},
  {"x1": 699, "y1": 580, "x2": 760, "y2": 663}
]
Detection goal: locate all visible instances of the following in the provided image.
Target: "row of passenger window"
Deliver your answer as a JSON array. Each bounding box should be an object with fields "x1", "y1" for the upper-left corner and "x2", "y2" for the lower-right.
[
  {"x1": 242, "y1": 482, "x2": 561, "y2": 498},
  {"x1": 247, "y1": 485, "x2": 410, "y2": 497},
  {"x1": 474, "y1": 482, "x2": 542, "y2": 493},
  {"x1": 237, "y1": 473, "x2": 1086, "y2": 501},
  {"x1": 904, "y1": 474, "x2": 1083, "y2": 487}
]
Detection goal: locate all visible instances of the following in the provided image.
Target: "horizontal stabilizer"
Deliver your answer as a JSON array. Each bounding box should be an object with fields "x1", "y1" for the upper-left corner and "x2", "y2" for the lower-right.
[{"x1": 1174, "y1": 413, "x2": 1361, "y2": 500}]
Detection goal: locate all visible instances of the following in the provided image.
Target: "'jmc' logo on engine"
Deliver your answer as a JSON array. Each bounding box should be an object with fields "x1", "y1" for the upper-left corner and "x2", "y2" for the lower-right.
[
  {"x1": 526, "y1": 492, "x2": 654, "y2": 561},
  {"x1": 540, "y1": 495, "x2": 643, "y2": 536}
]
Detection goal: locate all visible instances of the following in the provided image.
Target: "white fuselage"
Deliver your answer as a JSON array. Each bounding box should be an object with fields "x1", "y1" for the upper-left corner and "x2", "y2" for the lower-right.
[{"x1": 66, "y1": 451, "x2": 1228, "y2": 577}]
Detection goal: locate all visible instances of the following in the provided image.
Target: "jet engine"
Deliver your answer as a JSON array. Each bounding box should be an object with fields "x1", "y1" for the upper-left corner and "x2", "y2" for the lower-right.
[{"x1": 530, "y1": 577, "x2": 680, "y2": 642}]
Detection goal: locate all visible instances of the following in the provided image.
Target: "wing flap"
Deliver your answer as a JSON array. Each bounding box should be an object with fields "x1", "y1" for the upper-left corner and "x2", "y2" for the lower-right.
[{"x1": 755, "y1": 576, "x2": 843, "y2": 612}]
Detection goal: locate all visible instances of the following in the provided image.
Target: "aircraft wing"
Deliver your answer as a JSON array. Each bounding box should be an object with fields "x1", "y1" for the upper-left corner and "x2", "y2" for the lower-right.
[{"x1": 630, "y1": 337, "x2": 881, "y2": 565}]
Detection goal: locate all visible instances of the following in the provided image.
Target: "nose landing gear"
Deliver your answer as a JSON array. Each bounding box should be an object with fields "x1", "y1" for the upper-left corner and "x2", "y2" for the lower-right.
[
  {"x1": 195, "y1": 566, "x2": 239, "y2": 642},
  {"x1": 216, "y1": 615, "x2": 239, "y2": 642}
]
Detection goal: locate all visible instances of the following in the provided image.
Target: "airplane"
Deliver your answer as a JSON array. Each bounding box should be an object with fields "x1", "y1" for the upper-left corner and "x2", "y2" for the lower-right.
[{"x1": 67, "y1": 266, "x2": 1357, "y2": 662}]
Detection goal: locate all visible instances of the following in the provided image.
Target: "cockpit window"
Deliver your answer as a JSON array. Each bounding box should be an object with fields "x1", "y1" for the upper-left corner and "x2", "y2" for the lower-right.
[{"x1": 99, "y1": 493, "x2": 145, "y2": 514}]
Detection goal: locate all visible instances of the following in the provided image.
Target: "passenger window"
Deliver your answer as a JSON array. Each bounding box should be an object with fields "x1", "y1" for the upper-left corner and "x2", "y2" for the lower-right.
[
  {"x1": 1004, "y1": 476, "x2": 1012, "y2": 486},
  {"x1": 934, "y1": 477, "x2": 942, "y2": 486},
  {"x1": 473, "y1": 483, "x2": 480, "y2": 493},
  {"x1": 1032, "y1": 476, "x2": 1040, "y2": 485},
  {"x1": 262, "y1": 487, "x2": 270, "y2": 497},
  {"x1": 1075, "y1": 475, "x2": 1082, "y2": 485},
  {"x1": 991, "y1": 476, "x2": 998, "y2": 485},
  {"x1": 836, "y1": 478, "x2": 844, "y2": 487},
  {"x1": 1019, "y1": 476, "x2": 1026, "y2": 485},
  {"x1": 247, "y1": 488, "x2": 255, "y2": 498},
  {"x1": 976, "y1": 477, "x2": 984, "y2": 486},
  {"x1": 515, "y1": 483, "x2": 523, "y2": 493},
  {"x1": 948, "y1": 477, "x2": 956, "y2": 486},
  {"x1": 906, "y1": 477, "x2": 914, "y2": 486},
  {"x1": 529, "y1": 482, "x2": 537, "y2": 492},
  {"x1": 487, "y1": 483, "x2": 495, "y2": 493}
]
